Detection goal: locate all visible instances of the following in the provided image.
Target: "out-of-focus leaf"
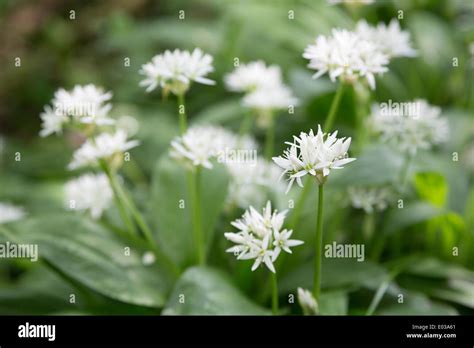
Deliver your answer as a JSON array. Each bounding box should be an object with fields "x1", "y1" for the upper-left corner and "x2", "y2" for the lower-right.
[
  {"x1": 384, "y1": 201, "x2": 443, "y2": 235},
  {"x1": 414, "y1": 172, "x2": 447, "y2": 207},
  {"x1": 329, "y1": 144, "x2": 404, "y2": 187},
  {"x1": 319, "y1": 290, "x2": 348, "y2": 315},
  {"x1": 162, "y1": 266, "x2": 269, "y2": 315},
  {"x1": 280, "y1": 259, "x2": 388, "y2": 293},
  {"x1": 2, "y1": 215, "x2": 172, "y2": 308},
  {"x1": 377, "y1": 291, "x2": 458, "y2": 315}
]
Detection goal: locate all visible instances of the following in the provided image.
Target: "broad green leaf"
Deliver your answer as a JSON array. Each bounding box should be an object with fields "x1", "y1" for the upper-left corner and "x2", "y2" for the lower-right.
[
  {"x1": 414, "y1": 172, "x2": 447, "y2": 207},
  {"x1": 150, "y1": 156, "x2": 229, "y2": 267},
  {"x1": 162, "y1": 266, "x2": 269, "y2": 315},
  {"x1": 383, "y1": 201, "x2": 443, "y2": 235},
  {"x1": 377, "y1": 291, "x2": 458, "y2": 315},
  {"x1": 319, "y1": 290, "x2": 348, "y2": 315},
  {"x1": 280, "y1": 259, "x2": 388, "y2": 293},
  {"x1": 3, "y1": 214, "x2": 172, "y2": 308},
  {"x1": 329, "y1": 144, "x2": 404, "y2": 187}
]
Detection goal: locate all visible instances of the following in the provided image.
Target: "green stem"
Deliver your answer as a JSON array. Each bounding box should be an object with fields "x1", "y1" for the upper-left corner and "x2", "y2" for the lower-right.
[
  {"x1": 399, "y1": 152, "x2": 413, "y2": 193},
  {"x1": 271, "y1": 272, "x2": 279, "y2": 315},
  {"x1": 264, "y1": 116, "x2": 275, "y2": 160},
  {"x1": 188, "y1": 167, "x2": 205, "y2": 265},
  {"x1": 177, "y1": 93, "x2": 187, "y2": 135},
  {"x1": 100, "y1": 160, "x2": 137, "y2": 236},
  {"x1": 239, "y1": 110, "x2": 253, "y2": 139},
  {"x1": 363, "y1": 212, "x2": 375, "y2": 243},
  {"x1": 313, "y1": 184, "x2": 324, "y2": 301},
  {"x1": 323, "y1": 83, "x2": 345, "y2": 132}
]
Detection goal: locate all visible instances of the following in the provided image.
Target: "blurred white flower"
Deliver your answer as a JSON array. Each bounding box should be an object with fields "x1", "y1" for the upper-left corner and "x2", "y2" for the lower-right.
[
  {"x1": 68, "y1": 130, "x2": 140, "y2": 170},
  {"x1": 273, "y1": 125, "x2": 356, "y2": 192},
  {"x1": 40, "y1": 84, "x2": 114, "y2": 136},
  {"x1": 226, "y1": 158, "x2": 284, "y2": 209},
  {"x1": 356, "y1": 19, "x2": 417, "y2": 58},
  {"x1": 170, "y1": 125, "x2": 249, "y2": 169},
  {"x1": 303, "y1": 29, "x2": 389, "y2": 89},
  {"x1": 116, "y1": 115, "x2": 140, "y2": 136},
  {"x1": 0, "y1": 202, "x2": 26, "y2": 224},
  {"x1": 243, "y1": 85, "x2": 299, "y2": 110},
  {"x1": 53, "y1": 84, "x2": 114, "y2": 124},
  {"x1": 142, "y1": 251, "x2": 156, "y2": 266},
  {"x1": 225, "y1": 201, "x2": 303, "y2": 273},
  {"x1": 224, "y1": 60, "x2": 283, "y2": 93},
  {"x1": 39, "y1": 105, "x2": 68, "y2": 137},
  {"x1": 348, "y1": 186, "x2": 393, "y2": 214},
  {"x1": 297, "y1": 287, "x2": 318, "y2": 315},
  {"x1": 225, "y1": 60, "x2": 298, "y2": 122},
  {"x1": 370, "y1": 99, "x2": 449, "y2": 154},
  {"x1": 139, "y1": 48, "x2": 215, "y2": 95},
  {"x1": 65, "y1": 173, "x2": 113, "y2": 219}
]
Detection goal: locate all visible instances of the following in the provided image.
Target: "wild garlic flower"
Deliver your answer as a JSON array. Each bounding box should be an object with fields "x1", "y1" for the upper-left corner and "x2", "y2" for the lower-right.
[
  {"x1": 303, "y1": 29, "x2": 389, "y2": 90},
  {"x1": 225, "y1": 61, "x2": 298, "y2": 124},
  {"x1": 0, "y1": 202, "x2": 26, "y2": 224},
  {"x1": 225, "y1": 201, "x2": 303, "y2": 273},
  {"x1": 273, "y1": 125, "x2": 356, "y2": 192},
  {"x1": 170, "y1": 125, "x2": 255, "y2": 170},
  {"x1": 68, "y1": 130, "x2": 140, "y2": 170},
  {"x1": 65, "y1": 173, "x2": 113, "y2": 219},
  {"x1": 297, "y1": 287, "x2": 318, "y2": 315},
  {"x1": 226, "y1": 158, "x2": 284, "y2": 209},
  {"x1": 355, "y1": 19, "x2": 417, "y2": 58},
  {"x1": 139, "y1": 48, "x2": 215, "y2": 95},
  {"x1": 224, "y1": 60, "x2": 283, "y2": 93},
  {"x1": 39, "y1": 106, "x2": 68, "y2": 137},
  {"x1": 242, "y1": 85, "x2": 299, "y2": 111},
  {"x1": 39, "y1": 84, "x2": 114, "y2": 137},
  {"x1": 369, "y1": 99, "x2": 449, "y2": 155},
  {"x1": 348, "y1": 186, "x2": 393, "y2": 214},
  {"x1": 116, "y1": 115, "x2": 140, "y2": 136}
]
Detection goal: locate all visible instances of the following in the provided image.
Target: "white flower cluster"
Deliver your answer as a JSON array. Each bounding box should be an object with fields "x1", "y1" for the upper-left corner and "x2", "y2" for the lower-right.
[
  {"x1": 0, "y1": 202, "x2": 26, "y2": 224},
  {"x1": 355, "y1": 19, "x2": 417, "y2": 58},
  {"x1": 369, "y1": 99, "x2": 449, "y2": 154},
  {"x1": 170, "y1": 125, "x2": 256, "y2": 170},
  {"x1": 348, "y1": 186, "x2": 393, "y2": 214},
  {"x1": 225, "y1": 60, "x2": 298, "y2": 111},
  {"x1": 139, "y1": 48, "x2": 215, "y2": 95},
  {"x1": 40, "y1": 84, "x2": 114, "y2": 137},
  {"x1": 225, "y1": 201, "x2": 303, "y2": 273},
  {"x1": 69, "y1": 130, "x2": 140, "y2": 170},
  {"x1": 303, "y1": 20, "x2": 415, "y2": 89},
  {"x1": 273, "y1": 125, "x2": 356, "y2": 192},
  {"x1": 297, "y1": 287, "x2": 318, "y2": 315},
  {"x1": 226, "y1": 158, "x2": 284, "y2": 209},
  {"x1": 65, "y1": 173, "x2": 113, "y2": 219}
]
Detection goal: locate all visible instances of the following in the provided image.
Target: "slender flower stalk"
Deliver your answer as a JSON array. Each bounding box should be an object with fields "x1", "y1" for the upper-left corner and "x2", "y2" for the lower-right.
[
  {"x1": 188, "y1": 167, "x2": 205, "y2": 264},
  {"x1": 313, "y1": 184, "x2": 324, "y2": 300},
  {"x1": 323, "y1": 83, "x2": 345, "y2": 132},
  {"x1": 271, "y1": 272, "x2": 279, "y2": 314}
]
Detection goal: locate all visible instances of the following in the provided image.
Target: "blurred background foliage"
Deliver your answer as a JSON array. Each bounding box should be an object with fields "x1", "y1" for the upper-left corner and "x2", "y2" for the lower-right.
[{"x1": 0, "y1": 0, "x2": 473, "y2": 315}]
